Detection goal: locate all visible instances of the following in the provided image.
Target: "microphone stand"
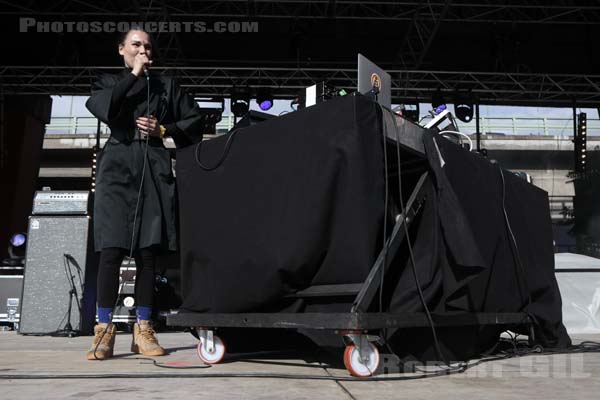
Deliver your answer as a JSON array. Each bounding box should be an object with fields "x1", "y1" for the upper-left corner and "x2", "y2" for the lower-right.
[
  {"x1": 368, "y1": 84, "x2": 380, "y2": 102},
  {"x1": 53, "y1": 255, "x2": 82, "y2": 337}
]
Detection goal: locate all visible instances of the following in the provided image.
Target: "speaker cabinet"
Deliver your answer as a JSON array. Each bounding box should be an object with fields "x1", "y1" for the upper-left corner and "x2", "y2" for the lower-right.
[{"x1": 19, "y1": 216, "x2": 97, "y2": 335}]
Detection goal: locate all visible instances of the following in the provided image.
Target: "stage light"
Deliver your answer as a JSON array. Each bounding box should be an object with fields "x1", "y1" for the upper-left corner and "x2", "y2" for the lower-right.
[
  {"x1": 232, "y1": 100, "x2": 249, "y2": 117},
  {"x1": 290, "y1": 98, "x2": 299, "y2": 111},
  {"x1": 259, "y1": 100, "x2": 272, "y2": 111},
  {"x1": 454, "y1": 91, "x2": 474, "y2": 123},
  {"x1": 5, "y1": 232, "x2": 26, "y2": 266},
  {"x1": 199, "y1": 108, "x2": 223, "y2": 135},
  {"x1": 393, "y1": 104, "x2": 419, "y2": 122},
  {"x1": 435, "y1": 104, "x2": 447, "y2": 114},
  {"x1": 10, "y1": 233, "x2": 26, "y2": 248},
  {"x1": 455, "y1": 106, "x2": 473, "y2": 122},
  {"x1": 256, "y1": 88, "x2": 273, "y2": 111},
  {"x1": 231, "y1": 88, "x2": 250, "y2": 118},
  {"x1": 194, "y1": 97, "x2": 225, "y2": 135},
  {"x1": 404, "y1": 110, "x2": 419, "y2": 122}
]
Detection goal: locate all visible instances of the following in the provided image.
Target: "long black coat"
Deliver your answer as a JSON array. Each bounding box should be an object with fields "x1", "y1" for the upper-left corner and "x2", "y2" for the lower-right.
[{"x1": 86, "y1": 69, "x2": 204, "y2": 252}]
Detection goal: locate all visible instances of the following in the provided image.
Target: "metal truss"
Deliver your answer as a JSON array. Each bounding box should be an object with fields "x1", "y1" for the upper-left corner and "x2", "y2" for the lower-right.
[
  {"x1": 395, "y1": 0, "x2": 453, "y2": 68},
  {"x1": 3, "y1": 0, "x2": 598, "y2": 97},
  {"x1": 2, "y1": 65, "x2": 600, "y2": 107},
  {"x1": 2, "y1": 1, "x2": 600, "y2": 24}
]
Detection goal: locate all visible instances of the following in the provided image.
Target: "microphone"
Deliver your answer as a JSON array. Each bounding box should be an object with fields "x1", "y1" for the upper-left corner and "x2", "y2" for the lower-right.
[{"x1": 143, "y1": 66, "x2": 149, "y2": 77}]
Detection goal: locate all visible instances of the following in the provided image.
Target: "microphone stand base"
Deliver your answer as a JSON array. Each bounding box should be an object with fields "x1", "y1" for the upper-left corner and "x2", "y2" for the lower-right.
[{"x1": 52, "y1": 329, "x2": 82, "y2": 338}]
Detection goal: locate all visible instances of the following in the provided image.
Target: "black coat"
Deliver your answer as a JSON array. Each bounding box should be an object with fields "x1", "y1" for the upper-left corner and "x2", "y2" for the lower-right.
[{"x1": 86, "y1": 69, "x2": 204, "y2": 252}]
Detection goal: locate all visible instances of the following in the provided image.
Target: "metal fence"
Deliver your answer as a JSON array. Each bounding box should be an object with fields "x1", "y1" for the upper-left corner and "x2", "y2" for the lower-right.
[
  {"x1": 549, "y1": 195, "x2": 574, "y2": 221},
  {"x1": 418, "y1": 116, "x2": 600, "y2": 136},
  {"x1": 458, "y1": 117, "x2": 600, "y2": 136},
  {"x1": 46, "y1": 115, "x2": 236, "y2": 135},
  {"x1": 46, "y1": 115, "x2": 600, "y2": 137}
]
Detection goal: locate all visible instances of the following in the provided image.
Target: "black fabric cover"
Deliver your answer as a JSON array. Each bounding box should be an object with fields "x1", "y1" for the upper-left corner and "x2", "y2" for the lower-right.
[
  {"x1": 176, "y1": 95, "x2": 570, "y2": 357},
  {"x1": 177, "y1": 95, "x2": 384, "y2": 312},
  {"x1": 384, "y1": 132, "x2": 571, "y2": 359},
  {"x1": 572, "y1": 151, "x2": 600, "y2": 256}
]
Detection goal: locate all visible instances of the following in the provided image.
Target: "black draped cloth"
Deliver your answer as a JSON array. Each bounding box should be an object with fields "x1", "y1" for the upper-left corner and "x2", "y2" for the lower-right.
[
  {"x1": 384, "y1": 131, "x2": 571, "y2": 359},
  {"x1": 177, "y1": 95, "x2": 385, "y2": 312},
  {"x1": 86, "y1": 69, "x2": 204, "y2": 252},
  {"x1": 176, "y1": 95, "x2": 570, "y2": 358}
]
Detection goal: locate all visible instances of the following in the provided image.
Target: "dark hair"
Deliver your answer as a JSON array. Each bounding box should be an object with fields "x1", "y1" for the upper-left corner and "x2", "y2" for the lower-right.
[{"x1": 118, "y1": 27, "x2": 155, "y2": 48}]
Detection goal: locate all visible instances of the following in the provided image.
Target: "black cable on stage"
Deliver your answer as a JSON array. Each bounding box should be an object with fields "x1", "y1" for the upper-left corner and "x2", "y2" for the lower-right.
[
  {"x1": 379, "y1": 103, "x2": 390, "y2": 316},
  {"x1": 379, "y1": 103, "x2": 451, "y2": 366},
  {"x1": 194, "y1": 126, "x2": 240, "y2": 171},
  {"x1": 131, "y1": 356, "x2": 211, "y2": 369},
  {"x1": 372, "y1": 102, "x2": 396, "y2": 378},
  {"x1": 6, "y1": 339, "x2": 599, "y2": 381},
  {"x1": 0, "y1": 371, "x2": 457, "y2": 381},
  {"x1": 497, "y1": 165, "x2": 533, "y2": 314},
  {"x1": 374, "y1": 104, "x2": 600, "y2": 372}
]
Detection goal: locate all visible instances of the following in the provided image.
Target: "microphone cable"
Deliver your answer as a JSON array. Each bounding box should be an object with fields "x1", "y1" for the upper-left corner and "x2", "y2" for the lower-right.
[{"x1": 92, "y1": 69, "x2": 152, "y2": 360}]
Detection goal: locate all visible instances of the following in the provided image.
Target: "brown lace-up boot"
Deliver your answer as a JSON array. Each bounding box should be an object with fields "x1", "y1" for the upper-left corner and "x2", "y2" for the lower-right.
[
  {"x1": 131, "y1": 320, "x2": 166, "y2": 356},
  {"x1": 86, "y1": 323, "x2": 117, "y2": 360}
]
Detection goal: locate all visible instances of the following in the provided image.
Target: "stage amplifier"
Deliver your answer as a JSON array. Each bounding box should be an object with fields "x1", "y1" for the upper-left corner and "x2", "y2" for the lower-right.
[
  {"x1": 113, "y1": 262, "x2": 136, "y2": 323},
  {"x1": 0, "y1": 274, "x2": 23, "y2": 328},
  {"x1": 111, "y1": 256, "x2": 182, "y2": 325},
  {"x1": 19, "y1": 215, "x2": 97, "y2": 335},
  {"x1": 32, "y1": 190, "x2": 89, "y2": 215}
]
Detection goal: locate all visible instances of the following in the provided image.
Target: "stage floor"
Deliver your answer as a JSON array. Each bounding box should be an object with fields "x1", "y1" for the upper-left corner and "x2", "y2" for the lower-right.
[{"x1": 1, "y1": 330, "x2": 599, "y2": 399}]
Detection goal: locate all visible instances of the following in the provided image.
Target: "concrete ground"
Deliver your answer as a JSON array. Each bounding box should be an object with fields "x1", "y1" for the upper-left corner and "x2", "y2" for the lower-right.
[{"x1": 1, "y1": 329, "x2": 599, "y2": 400}]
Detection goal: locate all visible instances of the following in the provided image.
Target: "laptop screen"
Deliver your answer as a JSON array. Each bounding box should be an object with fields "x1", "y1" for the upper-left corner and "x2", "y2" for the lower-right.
[{"x1": 358, "y1": 53, "x2": 392, "y2": 109}]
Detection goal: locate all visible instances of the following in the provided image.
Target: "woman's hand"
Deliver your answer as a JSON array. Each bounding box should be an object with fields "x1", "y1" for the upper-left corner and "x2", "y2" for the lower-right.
[
  {"x1": 136, "y1": 115, "x2": 161, "y2": 138},
  {"x1": 132, "y1": 53, "x2": 152, "y2": 77}
]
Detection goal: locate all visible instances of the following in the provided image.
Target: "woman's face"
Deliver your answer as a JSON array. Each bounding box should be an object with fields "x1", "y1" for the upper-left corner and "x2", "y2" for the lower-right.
[{"x1": 118, "y1": 30, "x2": 152, "y2": 68}]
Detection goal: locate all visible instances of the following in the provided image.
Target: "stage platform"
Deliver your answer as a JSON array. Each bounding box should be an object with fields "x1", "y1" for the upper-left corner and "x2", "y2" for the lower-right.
[{"x1": 1, "y1": 330, "x2": 599, "y2": 399}]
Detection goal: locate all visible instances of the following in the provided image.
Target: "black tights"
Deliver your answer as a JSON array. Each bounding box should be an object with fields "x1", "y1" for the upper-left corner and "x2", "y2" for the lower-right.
[{"x1": 97, "y1": 247, "x2": 156, "y2": 308}]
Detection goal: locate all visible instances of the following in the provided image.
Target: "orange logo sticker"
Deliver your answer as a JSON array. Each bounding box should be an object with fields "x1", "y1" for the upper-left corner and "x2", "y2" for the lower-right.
[{"x1": 371, "y1": 73, "x2": 381, "y2": 89}]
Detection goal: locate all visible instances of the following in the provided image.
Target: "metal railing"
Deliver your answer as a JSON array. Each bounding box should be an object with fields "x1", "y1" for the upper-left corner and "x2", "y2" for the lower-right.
[
  {"x1": 459, "y1": 117, "x2": 600, "y2": 136},
  {"x1": 418, "y1": 116, "x2": 600, "y2": 136},
  {"x1": 46, "y1": 116, "x2": 109, "y2": 135},
  {"x1": 46, "y1": 115, "x2": 236, "y2": 135},
  {"x1": 549, "y1": 195, "x2": 574, "y2": 221},
  {"x1": 46, "y1": 115, "x2": 600, "y2": 137}
]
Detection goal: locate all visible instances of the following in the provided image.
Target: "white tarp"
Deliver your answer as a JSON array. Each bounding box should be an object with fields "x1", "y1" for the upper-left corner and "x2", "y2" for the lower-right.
[{"x1": 555, "y1": 253, "x2": 600, "y2": 334}]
